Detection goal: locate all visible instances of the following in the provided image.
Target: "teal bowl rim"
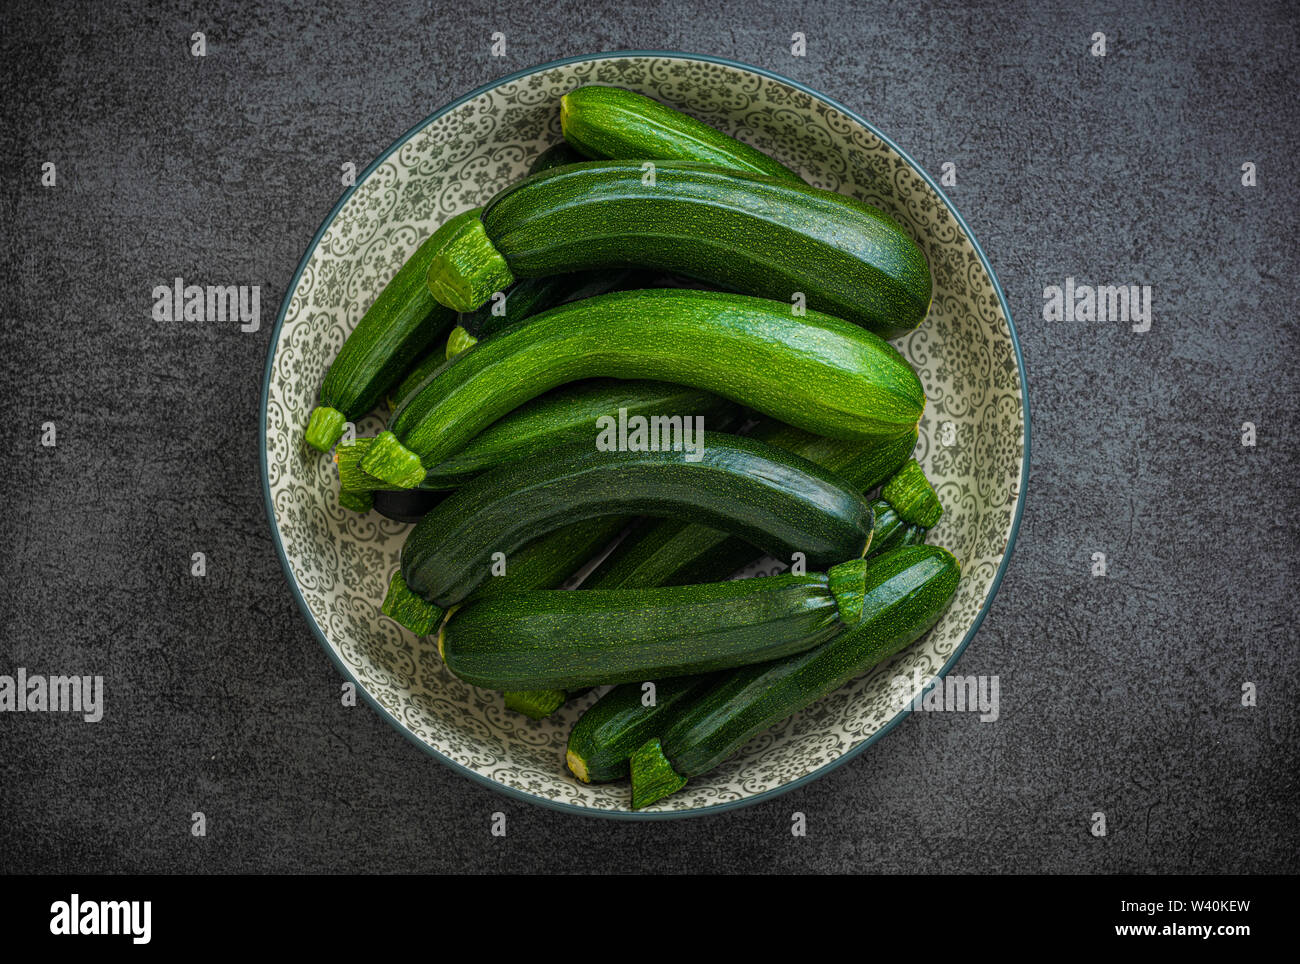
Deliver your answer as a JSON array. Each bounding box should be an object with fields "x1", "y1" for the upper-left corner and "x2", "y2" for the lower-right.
[{"x1": 259, "y1": 49, "x2": 1031, "y2": 822}]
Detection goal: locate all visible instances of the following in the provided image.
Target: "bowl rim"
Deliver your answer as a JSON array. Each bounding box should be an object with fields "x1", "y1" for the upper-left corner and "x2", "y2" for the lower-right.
[{"x1": 259, "y1": 49, "x2": 1031, "y2": 821}]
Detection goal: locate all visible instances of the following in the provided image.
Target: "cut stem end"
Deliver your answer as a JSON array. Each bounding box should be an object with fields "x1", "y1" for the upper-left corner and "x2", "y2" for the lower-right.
[
  {"x1": 503, "y1": 689, "x2": 567, "y2": 719},
  {"x1": 629, "y1": 738, "x2": 688, "y2": 809},
  {"x1": 306, "y1": 406, "x2": 347, "y2": 452},
  {"x1": 881, "y1": 459, "x2": 943, "y2": 528},
  {"x1": 381, "y1": 570, "x2": 444, "y2": 636},
  {"x1": 566, "y1": 748, "x2": 591, "y2": 784},
  {"x1": 828, "y1": 557, "x2": 870, "y2": 626},
  {"x1": 425, "y1": 209, "x2": 513, "y2": 312},
  {"x1": 359, "y1": 431, "x2": 426, "y2": 488}
]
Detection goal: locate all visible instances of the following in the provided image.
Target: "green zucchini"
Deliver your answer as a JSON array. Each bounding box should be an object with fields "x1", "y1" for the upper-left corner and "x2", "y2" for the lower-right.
[
  {"x1": 629, "y1": 545, "x2": 961, "y2": 808},
  {"x1": 304, "y1": 216, "x2": 463, "y2": 451},
  {"x1": 423, "y1": 161, "x2": 930, "y2": 339},
  {"x1": 342, "y1": 379, "x2": 737, "y2": 491},
  {"x1": 392, "y1": 433, "x2": 874, "y2": 613},
  {"x1": 566, "y1": 675, "x2": 719, "y2": 783},
  {"x1": 560, "y1": 85, "x2": 802, "y2": 182},
  {"x1": 586, "y1": 426, "x2": 920, "y2": 590},
  {"x1": 437, "y1": 558, "x2": 872, "y2": 691},
  {"x1": 361, "y1": 288, "x2": 925, "y2": 487}
]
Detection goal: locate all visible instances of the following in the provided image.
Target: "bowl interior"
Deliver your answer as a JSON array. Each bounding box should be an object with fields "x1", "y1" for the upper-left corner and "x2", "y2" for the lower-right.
[{"x1": 262, "y1": 54, "x2": 1026, "y2": 815}]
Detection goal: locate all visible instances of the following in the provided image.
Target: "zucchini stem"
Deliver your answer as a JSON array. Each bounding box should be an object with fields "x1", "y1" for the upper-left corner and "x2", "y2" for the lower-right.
[
  {"x1": 425, "y1": 209, "x2": 514, "y2": 312},
  {"x1": 827, "y1": 558, "x2": 869, "y2": 626},
  {"x1": 334, "y1": 438, "x2": 389, "y2": 492},
  {"x1": 306, "y1": 406, "x2": 347, "y2": 452},
  {"x1": 359, "y1": 431, "x2": 426, "y2": 488},
  {"x1": 880, "y1": 459, "x2": 943, "y2": 528},
  {"x1": 503, "y1": 689, "x2": 567, "y2": 719},
  {"x1": 629, "y1": 738, "x2": 688, "y2": 809},
  {"x1": 381, "y1": 570, "x2": 444, "y2": 636}
]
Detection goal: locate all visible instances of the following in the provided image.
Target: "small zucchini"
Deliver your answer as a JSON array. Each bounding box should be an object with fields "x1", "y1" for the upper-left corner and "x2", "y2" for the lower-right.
[
  {"x1": 560, "y1": 85, "x2": 802, "y2": 182},
  {"x1": 304, "y1": 215, "x2": 463, "y2": 451},
  {"x1": 361, "y1": 288, "x2": 925, "y2": 487},
  {"x1": 629, "y1": 545, "x2": 962, "y2": 808},
  {"x1": 391, "y1": 433, "x2": 875, "y2": 612},
  {"x1": 422, "y1": 161, "x2": 930, "y2": 339},
  {"x1": 437, "y1": 558, "x2": 872, "y2": 691},
  {"x1": 342, "y1": 380, "x2": 737, "y2": 491}
]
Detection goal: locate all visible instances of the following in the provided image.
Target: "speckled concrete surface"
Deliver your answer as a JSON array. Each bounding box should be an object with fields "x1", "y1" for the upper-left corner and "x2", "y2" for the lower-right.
[{"x1": 0, "y1": 0, "x2": 1296, "y2": 874}]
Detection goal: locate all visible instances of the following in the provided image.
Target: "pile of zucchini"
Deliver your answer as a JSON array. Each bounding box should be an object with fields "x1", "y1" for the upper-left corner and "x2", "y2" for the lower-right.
[{"x1": 305, "y1": 86, "x2": 961, "y2": 807}]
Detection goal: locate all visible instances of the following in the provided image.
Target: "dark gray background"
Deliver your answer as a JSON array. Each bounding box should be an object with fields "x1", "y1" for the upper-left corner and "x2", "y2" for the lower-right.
[{"x1": 2, "y1": 0, "x2": 1296, "y2": 874}]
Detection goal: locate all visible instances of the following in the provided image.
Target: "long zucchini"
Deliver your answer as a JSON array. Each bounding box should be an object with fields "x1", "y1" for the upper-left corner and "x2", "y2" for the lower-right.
[
  {"x1": 629, "y1": 545, "x2": 961, "y2": 808},
  {"x1": 390, "y1": 432, "x2": 874, "y2": 615},
  {"x1": 560, "y1": 85, "x2": 803, "y2": 182},
  {"x1": 304, "y1": 215, "x2": 463, "y2": 451},
  {"x1": 422, "y1": 161, "x2": 930, "y2": 338},
  {"x1": 437, "y1": 558, "x2": 872, "y2": 691},
  {"x1": 585, "y1": 426, "x2": 920, "y2": 590},
  {"x1": 340, "y1": 380, "x2": 736, "y2": 492},
  {"x1": 360, "y1": 288, "x2": 925, "y2": 487}
]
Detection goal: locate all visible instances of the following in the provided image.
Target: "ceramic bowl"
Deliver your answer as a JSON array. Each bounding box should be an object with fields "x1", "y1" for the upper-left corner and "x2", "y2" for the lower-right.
[{"x1": 261, "y1": 51, "x2": 1029, "y2": 817}]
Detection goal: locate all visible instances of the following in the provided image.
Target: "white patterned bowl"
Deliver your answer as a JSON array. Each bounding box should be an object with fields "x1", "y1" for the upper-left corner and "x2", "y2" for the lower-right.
[{"x1": 261, "y1": 52, "x2": 1029, "y2": 817}]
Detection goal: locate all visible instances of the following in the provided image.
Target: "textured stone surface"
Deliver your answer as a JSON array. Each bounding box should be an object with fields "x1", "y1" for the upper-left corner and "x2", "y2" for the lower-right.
[{"x1": 0, "y1": 0, "x2": 1296, "y2": 873}]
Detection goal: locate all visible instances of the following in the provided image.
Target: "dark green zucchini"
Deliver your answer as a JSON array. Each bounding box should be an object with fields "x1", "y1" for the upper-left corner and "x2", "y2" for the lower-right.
[
  {"x1": 423, "y1": 161, "x2": 930, "y2": 339},
  {"x1": 304, "y1": 216, "x2": 463, "y2": 451},
  {"x1": 437, "y1": 558, "x2": 872, "y2": 691},
  {"x1": 361, "y1": 289, "x2": 925, "y2": 487},
  {"x1": 629, "y1": 545, "x2": 961, "y2": 808},
  {"x1": 560, "y1": 85, "x2": 802, "y2": 182},
  {"x1": 342, "y1": 379, "x2": 736, "y2": 492},
  {"x1": 391, "y1": 433, "x2": 875, "y2": 614},
  {"x1": 586, "y1": 425, "x2": 920, "y2": 590},
  {"x1": 566, "y1": 675, "x2": 720, "y2": 783}
]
